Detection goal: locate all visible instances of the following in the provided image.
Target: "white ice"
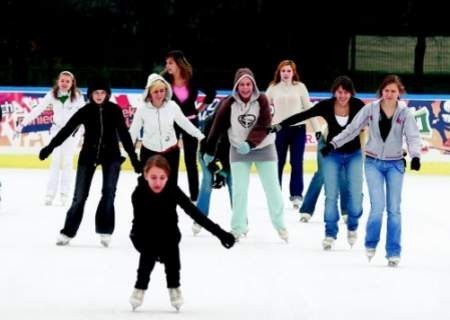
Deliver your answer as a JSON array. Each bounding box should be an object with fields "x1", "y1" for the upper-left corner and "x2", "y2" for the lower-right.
[{"x1": 0, "y1": 168, "x2": 449, "y2": 320}]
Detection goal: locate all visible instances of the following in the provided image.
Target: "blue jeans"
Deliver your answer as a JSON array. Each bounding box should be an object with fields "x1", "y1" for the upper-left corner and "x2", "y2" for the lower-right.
[
  {"x1": 364, "y1": 157, "x2": 404, "y2": 258},
  {"x1": 61, "y1": 160, "x2": 122, "y2": 237},
  {"x1": 197, "y1": 156, "x2": 232, "y2": 216},
  {"x1": 275, "y1": 125, "x2": 306, "y2": 197},
  {"x1": 322, "y1": 149, "x2": 363, "y2": 238},
  {"x1": 300, "y1": 138, "x2": 348, "y2": 215}
]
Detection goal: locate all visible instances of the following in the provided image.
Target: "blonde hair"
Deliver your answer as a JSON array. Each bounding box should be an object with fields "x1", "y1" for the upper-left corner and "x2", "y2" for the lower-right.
[{"x1": 145, "y1": 80, "x2": 167, "y2": 101}]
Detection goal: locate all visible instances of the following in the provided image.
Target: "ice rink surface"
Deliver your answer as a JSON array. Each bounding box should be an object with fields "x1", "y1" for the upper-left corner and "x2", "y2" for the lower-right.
[{"x1": 0, "y1": 168, "x2": 448, "y2": 320}]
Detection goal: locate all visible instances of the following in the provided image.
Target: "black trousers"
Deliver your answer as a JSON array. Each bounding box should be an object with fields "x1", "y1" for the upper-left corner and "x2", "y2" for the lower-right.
[
  {"x1": 175, "y1": 123, "x2": 200, "y2": 201},
  {"x1": 134, "y1": 245, "x2": 181, "y2": 290}
]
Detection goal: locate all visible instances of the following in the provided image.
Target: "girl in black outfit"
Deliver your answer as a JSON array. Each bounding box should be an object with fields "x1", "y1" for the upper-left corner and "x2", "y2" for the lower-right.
[
  {"x1": 129, "y1": 155, "x2": 235, "y2": 312},
  {"x1": 162, "y1": 50, "x2": 216, "y2": 201},
  {"x1": 39, "y1": 77, "x2": 141, "y2": 247}
]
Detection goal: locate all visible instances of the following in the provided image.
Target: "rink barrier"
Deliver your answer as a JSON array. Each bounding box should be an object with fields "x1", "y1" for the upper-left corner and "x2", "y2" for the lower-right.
[{"x1": 1, "y1": 87, "x2": 449, "y2": 175}]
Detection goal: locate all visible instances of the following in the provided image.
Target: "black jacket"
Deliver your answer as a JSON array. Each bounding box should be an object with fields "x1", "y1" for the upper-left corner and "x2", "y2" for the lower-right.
[
  {"x1": 280, "y1": 96, "x2": 365, "y2": 153},
  {"x1": 47, "y1": 101, "x2": 138, "y2": 165},
  {"x1": 130, "y1": 176, "x2": 227, "y2": 253}
]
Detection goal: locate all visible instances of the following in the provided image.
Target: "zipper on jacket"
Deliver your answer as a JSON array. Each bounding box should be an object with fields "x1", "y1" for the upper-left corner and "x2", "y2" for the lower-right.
[
  {"x1": 157, "y1": 109, "x2": 163, "y2": 151},
  {"x1": 95, "y1": 106, "x2": 104, "y2": 165}
]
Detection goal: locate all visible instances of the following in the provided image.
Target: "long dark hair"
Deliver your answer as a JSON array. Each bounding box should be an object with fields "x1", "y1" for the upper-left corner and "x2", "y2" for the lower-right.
[{"x1": 163, "y1": 50, "x2": 193, "y2": 81}]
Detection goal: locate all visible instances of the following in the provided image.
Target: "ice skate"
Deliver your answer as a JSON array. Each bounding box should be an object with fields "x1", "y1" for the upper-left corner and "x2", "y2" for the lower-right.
[
  {"x1": 169, "y1": 287, "x2": 183, "y2": 311},
  {"x1": 129, "y1": 288, "x2": 145, "y2": 311},
  {"x1": 387, "y1": 256, "x2": 400, "y2": 268},
  {"x1": 99, "y1": 234, "x2": 111, "y2": 247},
  {"x1": 44, "y1": 194, "x2": 54, "y2": 206},
  {"x1": 290, "y1": 196, "x2": 303, "y2": 210},
  {"x1": 347, "y1": 230, "x2": 357, "y2": 247},
  {"x1": 231, "y1": 230, "x2": 241, "y2": 242},
  {"x1": 322, "y1": 236, "x2": 335, "y2": 251},
  {"x1": 60, "y1": 193, "x2": 69, "y2": 206},
  {"x1": 192, "y1": 222, "x2": 202, "y2": 236},
  {"x1": 366, "y1": 248, "x2": 376, "y2": 262},
  {"x1": 277, "y1": 228, "x2": 289, "y2": 243},
  {"x1": 341, "y1": 214, "x2": 348, "y2": 224},
  {"x1": 56, "y1": 233, "x2": 72, "y2": 246},
  {"x1": 299, "y1": 213, "x2": 312, "y2": 223}
]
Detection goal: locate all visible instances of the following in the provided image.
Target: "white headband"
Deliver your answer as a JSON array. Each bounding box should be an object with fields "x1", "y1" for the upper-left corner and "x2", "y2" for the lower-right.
[{"x1": 59, "y1": 70, "x2": 75, "y2": 79}]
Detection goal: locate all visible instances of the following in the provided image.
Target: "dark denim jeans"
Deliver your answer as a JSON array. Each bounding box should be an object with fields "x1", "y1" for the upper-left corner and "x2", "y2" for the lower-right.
[
  {"x1": 275, "y1": 125, "x2": 306, "y2": 198},
  {"x1": 60, "y1": 160, "x2": 122, "y2": 238}
]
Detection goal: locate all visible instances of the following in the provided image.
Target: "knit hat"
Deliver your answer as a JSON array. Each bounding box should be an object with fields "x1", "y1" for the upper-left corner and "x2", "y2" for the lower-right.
[
  {"x1": 233, "y1": 68, "x2": 255, "y2": 86},
  {"x1": 87, "y1": 76, "x2": 111, "y2": 100}
]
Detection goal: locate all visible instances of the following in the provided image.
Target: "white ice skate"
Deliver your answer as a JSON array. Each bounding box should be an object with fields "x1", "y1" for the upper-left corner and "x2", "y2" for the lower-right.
[
  {"x1": 56, "y1": 233, "x2": 72, "y2": 246},
  {"x1": 44, "y1": 194, "x2": 54, "y2": 206},
  {"x1": 129, "y1": 288, "x2": 145, "y2": 311},
  {"x1": 366, "y1": 248, "x2": 376, "y2": 262},
  {"x1": 290, "y1": 196, "x2": 303, "y2": 210},
  {"x1": 192, "y1": 222, "x2": 202, "y2": 236},
  {"x1": 299, "y1": 213, "x2": 312, "y2": 223},
  {"x1": 277, "y1": 228, "x2": 289, "y2": 243},
  {"x1": 387, "y1": 256, "x2": 400, "y2": 268},
  {"x1": 60, "y1": 193, "x2": 69, "y2": 206},
  {"x1": 347, "y1": 230, "x2": 357, "y2": 247},
  {"x1": 341, "y1": 214, "x2": 348, "y2": 224},
  {"x1": 169, "y1": 287, "x2": 183, "y2": 311},
  {"x1": 322, "y1": 236, "x2": 335, "y2": 251},
  {"x1": 99, "y1": 234, "x2": 111, "y2": 247}
]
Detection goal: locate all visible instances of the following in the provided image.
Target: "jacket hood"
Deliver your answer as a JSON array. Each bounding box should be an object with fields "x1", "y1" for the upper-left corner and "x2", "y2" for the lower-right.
[
  {"x1": 232, "y1": 68, "x2": 260, "y2": 102},
  {"x1": 143, "y1": 73, "x2": 173, "y2": 102}
]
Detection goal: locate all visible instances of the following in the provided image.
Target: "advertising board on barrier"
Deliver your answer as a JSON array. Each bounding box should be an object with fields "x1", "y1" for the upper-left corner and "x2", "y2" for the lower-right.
[{"x1": 1, "y1": 87, "x2": 449, "y2": 161}]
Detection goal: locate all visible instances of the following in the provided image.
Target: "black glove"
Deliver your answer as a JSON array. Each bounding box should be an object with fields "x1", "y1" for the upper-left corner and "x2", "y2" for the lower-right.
[
  {"x1": 268, "y1": 124, "x2": 282, "y2": 133},
  {"x1": 131, "y1": 157, "x2": 142, "y2": 174},
  {"x1": 218, "y1": 231, "x2": 235, "y2": 249},
  {"x1": 410, "y1": 157, "x2": 421, "y2": 171},
  {"x1": 207, "y1": 161, "x2": 221, "y2": 174},
  {"x1": 39, "y1": 146, "x2": 53, "y2": 160},
  {"x1": 212, "y1": 172, "x2": 226, "y2": 189},
  {"x1": 315, "y1": 131, "x2": 322, "y2": 140},
  {"x1": 320, "y1": 143, "x2": 334, "y2": 157},
  {"x1": 401, "y1": 150, "x2": 407, "y2": 168}
]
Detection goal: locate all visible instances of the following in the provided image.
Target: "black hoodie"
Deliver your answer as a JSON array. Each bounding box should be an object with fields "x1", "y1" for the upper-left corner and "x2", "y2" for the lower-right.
[{"x1": 130, "y1": 176, "x2": 228, "y2": 252}]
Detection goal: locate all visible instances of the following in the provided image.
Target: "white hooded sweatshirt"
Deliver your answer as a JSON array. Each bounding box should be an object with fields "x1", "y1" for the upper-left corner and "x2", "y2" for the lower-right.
[{"x1": 129, "y1": 73, "x2": 204, "y2": 152}]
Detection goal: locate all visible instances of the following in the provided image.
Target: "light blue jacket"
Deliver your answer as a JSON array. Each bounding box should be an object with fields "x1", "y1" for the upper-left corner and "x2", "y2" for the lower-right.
[{"x1": 331, "y1": 99, "x2": 421, "y2": 160}]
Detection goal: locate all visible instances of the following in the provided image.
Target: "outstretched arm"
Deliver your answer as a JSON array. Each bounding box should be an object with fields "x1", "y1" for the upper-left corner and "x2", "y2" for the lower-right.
[{"x1": 176, "y1": 187, "x2": 235, "y2": 248}]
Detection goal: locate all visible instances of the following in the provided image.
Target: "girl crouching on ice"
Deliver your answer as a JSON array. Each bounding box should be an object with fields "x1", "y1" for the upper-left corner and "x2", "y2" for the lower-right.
[{"x1": 129, "y1": 155, "x2": 235, "y2": 311}]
